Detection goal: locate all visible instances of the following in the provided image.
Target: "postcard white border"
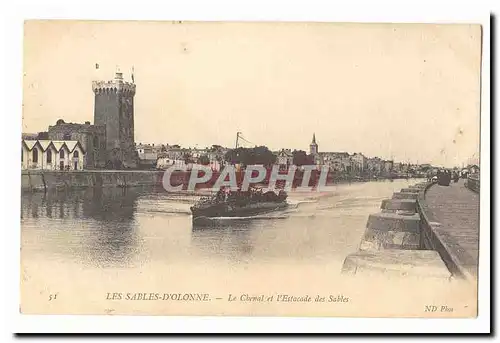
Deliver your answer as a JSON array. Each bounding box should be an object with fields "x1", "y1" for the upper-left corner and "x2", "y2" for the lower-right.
[{"x1": 2, "y1": 0, "x2": 493, "y2": 335}]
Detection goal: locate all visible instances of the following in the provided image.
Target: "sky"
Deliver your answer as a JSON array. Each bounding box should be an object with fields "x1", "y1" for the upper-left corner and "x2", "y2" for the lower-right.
[{"x1": 22, "y1": 21, "x2": 482, "y2": 167}]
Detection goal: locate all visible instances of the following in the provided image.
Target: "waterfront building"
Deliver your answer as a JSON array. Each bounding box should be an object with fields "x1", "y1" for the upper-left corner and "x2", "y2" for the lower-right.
[
  {"x1": 154, "y1": 145, "x2": 228, "y2": 171},
  {"x1": 48, "y1": 119, "x2": 106, "y2": 169},
  {"x1": 205, "y1": 145, "x2": 228, "y2": 171},
  {"x1": 397, "y1": 162, "x2": 409, "y2": 173},
  {"x1": 351, "y1": 153, "x2": 368, "y2": 173},
  {"x1": 319, "y1": 152, "x2": 351, "y2": 172},
  {"x1": 22, "y1": 139, "x2": 85, "y2": 170},
  {"x1": 135, "y1": 143, "x2": 158, "y2": 169},
  {"x1": 383, "y1": 160, "x2": 394, "y2": 175},
  {"x1": 162, "y1": 146, "x2": 186, "y2": 162},
  {"x1": 319, "y1": 152, "x2": 335, "y2": 170},
  {"x1": 338, "y1": 153, "x2": 353, "y2": 173},
  {"x1": 276, "y1": 149, "x2": 293, "y2": 170},
  {"x1": 156, "y1": 156, "x2": 186, "y2": 170},
  {"x1": 367, "y1": 157, "x2": 384, "y2": 175},
  {"x1": 190, "y1": 148, "x2": 210, "y2": 162},
  {"x1": 136, "y1": 143, "x2": 158, "y2": 160}
]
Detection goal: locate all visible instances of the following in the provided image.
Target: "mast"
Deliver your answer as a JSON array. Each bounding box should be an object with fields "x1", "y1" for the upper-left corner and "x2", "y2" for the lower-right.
[{"x1": 235, "y1": 132, "x2": 241, "y2": 149}]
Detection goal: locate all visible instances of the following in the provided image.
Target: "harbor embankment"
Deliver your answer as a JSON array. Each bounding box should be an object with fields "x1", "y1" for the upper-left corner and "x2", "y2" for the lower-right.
[
  {"x1": 342, "y1": 179, "x2": 479, "y2": 284},
  {"x1": 21, "y1": 169, "x2": 421, "y2": 193},
  {"x1": 342, "y1": 182, "x2": 452, "y2": 280},
  {"x1": 22, "y1": 170, "x2": 167, "y2": 193}
]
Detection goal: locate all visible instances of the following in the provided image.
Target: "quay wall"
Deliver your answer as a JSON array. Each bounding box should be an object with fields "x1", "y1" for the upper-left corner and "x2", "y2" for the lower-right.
[
  {"x1": 20, "y1": 169, "x2": 297, "y2": 193},
  {"x1": 465, "y1": 175, "x2": 480, "y2": 193},
  {"x1": 342, "y1": 181, "x2": 454, "y2": 280},
  {"x1": 343, "y1": 180, "x2": 476, "y2": 282},
  {"x1": 22, "y1": 169, "x2": 423, "y2": 193},
  {"x1": 417, "y1": 183, "x2": 476, "y2": 282},
  {"x1": 22, "y1": 170, "x2": 172, "y2": 193}
]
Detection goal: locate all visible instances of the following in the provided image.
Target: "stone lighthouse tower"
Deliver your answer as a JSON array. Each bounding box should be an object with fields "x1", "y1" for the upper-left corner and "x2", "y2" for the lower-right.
[{"x1": 92, "y1": 71, "x2": 137, "y2": 169}]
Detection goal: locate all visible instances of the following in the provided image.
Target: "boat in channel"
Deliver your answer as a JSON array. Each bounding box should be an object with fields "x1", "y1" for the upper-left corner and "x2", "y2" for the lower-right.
[{"x1": 190, "y1": 187, "x2": 288, "y2": 226}]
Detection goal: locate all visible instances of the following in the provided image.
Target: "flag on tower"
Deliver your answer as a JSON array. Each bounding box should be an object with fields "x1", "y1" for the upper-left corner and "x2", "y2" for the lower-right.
[
  {"x1": 95, "y1": 63, "x2": 99, "y2": 69},
  {"x1": 131, "y1": 66, "x2": 135, "y2": 83}
]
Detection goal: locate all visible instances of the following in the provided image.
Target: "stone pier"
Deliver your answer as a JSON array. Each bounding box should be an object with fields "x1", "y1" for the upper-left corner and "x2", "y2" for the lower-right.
[
  {"x1": 380, "y1": 199, "x2": 417, "y2": 211},
  {"x1": 342, "y1": 181, "x2": 452, "y2": 280},
  {"x1": 392, "y1": 192, "x2": 419, "y2": 200},
  {"x1": 343, "y1": 178, "x2": 480, "y2": 284}
]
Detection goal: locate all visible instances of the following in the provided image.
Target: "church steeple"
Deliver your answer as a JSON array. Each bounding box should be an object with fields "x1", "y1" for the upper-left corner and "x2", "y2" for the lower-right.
[{"x1": 310, "y1": 133, "x2": 318, "y2": 155}]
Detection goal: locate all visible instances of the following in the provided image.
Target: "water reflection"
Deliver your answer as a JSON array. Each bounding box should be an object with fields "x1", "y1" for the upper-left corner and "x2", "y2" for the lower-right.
[{"x1": 21, "y1": 187, "x2": 144, "y2": 268}]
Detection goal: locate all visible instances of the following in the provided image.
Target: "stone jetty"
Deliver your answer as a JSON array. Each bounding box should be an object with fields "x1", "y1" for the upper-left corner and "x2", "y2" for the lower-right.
[{"x1": 342, "y1": 182, "x2": 453, "y2": 280}]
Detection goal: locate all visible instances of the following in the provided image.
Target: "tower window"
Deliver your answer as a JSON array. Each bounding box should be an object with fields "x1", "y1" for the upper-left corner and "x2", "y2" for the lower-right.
[
  {"x1": 60, "y1": 150, "x2": 65, "y2": 159},
  {"x1": 47, "y1": 150, "x2": 52, "y2": 163},
  {"x1": 73, "y1": 151, "x2": 79, "y2": 158}
]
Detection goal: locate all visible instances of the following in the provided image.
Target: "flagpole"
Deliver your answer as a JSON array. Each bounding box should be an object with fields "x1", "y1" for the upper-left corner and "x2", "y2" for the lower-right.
[{"x1": 94, "y1": 63, "x2": 100, "y2": 81}]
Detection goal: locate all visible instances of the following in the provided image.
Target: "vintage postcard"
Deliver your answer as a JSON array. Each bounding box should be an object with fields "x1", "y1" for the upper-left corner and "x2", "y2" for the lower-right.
[{"x1": 19, "y1": 19, "x2": 486, "y2": 320}]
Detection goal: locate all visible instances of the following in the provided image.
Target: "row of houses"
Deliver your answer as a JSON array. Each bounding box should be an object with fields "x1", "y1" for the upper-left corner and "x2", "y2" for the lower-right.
[
  {"x1": 21, "y1": 140, "x2": 86, "y2": 171},
  {"x1": 135, "y1": 139, "x2": 397, "y2": 175},
  {"x1": 20, "y1": 134, "x2": 443, "y2": 175},
  {"x1": 20, "y1": 138, "x2": 229, "y2": 171},
  {"x1": 136, "y1": 143, "x2": 396, "y2": 175},
  {"x1": 136, "y1": 143, "x2": 228, "y2": 171},
  {"x1": 275, "y1": 148, "x2": 394, "y2": 175},
  {"x1": 129, "y1": 135, "x2": 448, "y2": 175}
]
